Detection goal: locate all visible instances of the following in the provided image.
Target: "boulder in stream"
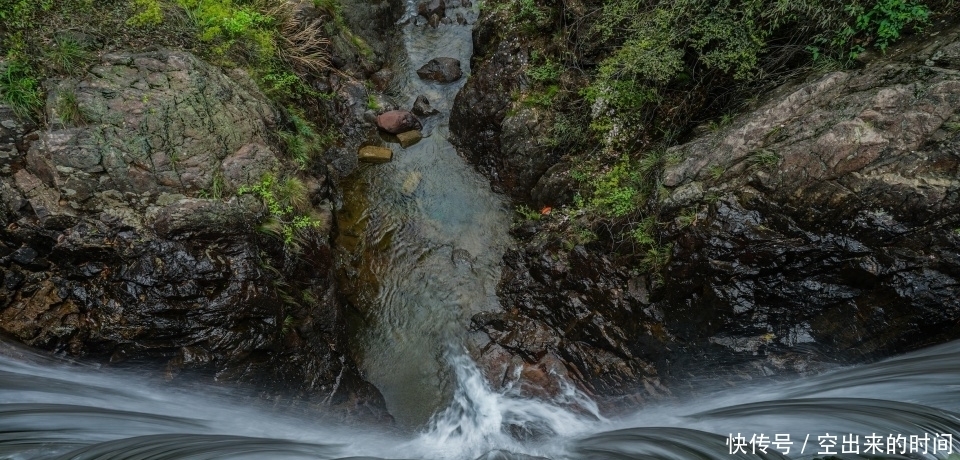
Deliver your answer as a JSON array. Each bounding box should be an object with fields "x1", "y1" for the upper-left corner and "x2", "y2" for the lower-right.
[
  {"x1": 358, "y1": 145, "x2": 393, "y2": 163},
  {"x1": 396, "y1": 130, "x2": 423, "y2": 148},
  {"x1": 413, "y1": 95, "x2": 440, "y2": 116},
  {"x1": 417, "y1": 0, "x2": 446, "y2": 19},
  {"x1": 376, "y1": 110, "x2": 423, "y2": 134},
  {"x1": 417, "y1": 57, "x2": 463, "y2": 83}
]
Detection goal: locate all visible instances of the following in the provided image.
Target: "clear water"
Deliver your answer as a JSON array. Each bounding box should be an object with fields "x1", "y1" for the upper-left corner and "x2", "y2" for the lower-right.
[{"x1": 336, "y1": 0, "x2": 509, "y2": 429}]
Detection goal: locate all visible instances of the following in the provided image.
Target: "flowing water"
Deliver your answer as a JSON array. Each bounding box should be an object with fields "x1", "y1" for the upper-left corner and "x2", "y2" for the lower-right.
[
  {"x1": 336, "y1": 0, "x2": 509, "y2": 428},
  {"x1": 3, "y1": 337, "x2": 960, "y2": 459},
  {"x1": 4, "y1": 2, "x2": 960, "y2": 459}
]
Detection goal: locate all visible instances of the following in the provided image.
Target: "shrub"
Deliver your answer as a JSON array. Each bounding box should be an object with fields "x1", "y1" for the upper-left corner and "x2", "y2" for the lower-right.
[
  {"x1": 238, "y1": 173, "x2": 322, "y2": 245},
  {"x1": 128, "y1": 0, "x2": 164, "y2": 26}
]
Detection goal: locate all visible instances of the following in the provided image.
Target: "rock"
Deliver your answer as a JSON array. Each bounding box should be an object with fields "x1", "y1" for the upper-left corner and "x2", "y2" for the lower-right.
[
  {"x1": 428, "y1": 13, "x2": 440, "y2": 28},
  {"x1": 396, "y1": 130, "x2": 422, "y2": 148},
  {"x1": 401, "y1": 171, "x2": 422, "y2": 195},
  {"x1": 441, "y1": 17, "x2": 452, "y2": 25},
  {"x1": 375, "y1": 110, "x2": 423, "y2": 134},
  {"x1": 412, "y1": 95, "x2": 440, "y2": 116},
  {"x1": 416, "y1": 57, "x2": 462, "y2": 83},
  {"x1": 417, "y1": 0, "x2": 445, "y2": 19},
  {"x1": 220, "y1": 143, "x2": 281, "y2": 191},
  {"x1": 0, "y1": 50, "x2": 389, "y2": 422},
  {"x1": 462, "y1": 0, "x2": 471, "y2": 7},
  {"x1": 456, "y1": 12, "x2": 466, "y2": 25},
  {"x1": 371, "y1": 68, "x2": 394, "y2": 91},
  {"x1": 358, "y1": 145, "x2": 393, "y2": 163},
  {"x1": 450, "y1": 33, "x2": 561, "y2": 201}
]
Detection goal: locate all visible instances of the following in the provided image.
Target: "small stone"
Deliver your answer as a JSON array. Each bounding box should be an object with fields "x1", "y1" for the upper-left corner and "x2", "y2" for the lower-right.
[
  {"x1": 456, "y1": 13, "x2": 466, "y2": 25},
  {"x1": 413, "y1": 95, "x2": 440, "y2": 116},
  {"x1": 401, "y1": 171, "x2": 422, "y2": 195},
  {"x1": 462, "y1": 0, "x2": 471, "y2": 7},
  {"x1": 358, "y1": 145, "x2": 393, "y2": 163},
  {"x1": 429, "y1": 13, "x2": 440, "y2": 28},
  {"x1": 397, "y1": 130, "x2": 423, "y2": 148},
  {"x1": 441, "y1": 17, "x2": 452, "y2": 25}
]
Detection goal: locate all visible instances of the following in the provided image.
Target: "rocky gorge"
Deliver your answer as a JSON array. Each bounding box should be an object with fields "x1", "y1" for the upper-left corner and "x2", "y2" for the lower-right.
[{"x1": 0, "y1": 0, "x2": 959, "y2": 442}]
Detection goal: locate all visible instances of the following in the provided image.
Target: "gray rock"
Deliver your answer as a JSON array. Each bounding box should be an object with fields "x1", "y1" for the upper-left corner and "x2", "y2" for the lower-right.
[
  {"x1": 416, "y1": 57, "x2": 463, "y2": 83},
  {"x1": 412, "y1": 95, "x2": 440, "y2": 116},
  {"x1": 417, "y1": 0, "x2": 445, "y2": 18}
]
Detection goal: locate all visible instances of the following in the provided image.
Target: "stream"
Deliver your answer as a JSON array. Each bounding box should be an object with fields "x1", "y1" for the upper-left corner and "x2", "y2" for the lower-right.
[
  {"x1": 336, "y1": 0, "x2": 509, "y2": 429},
  {"x1": 2, "y1": 1, "x2": 959, "y2": 459}
]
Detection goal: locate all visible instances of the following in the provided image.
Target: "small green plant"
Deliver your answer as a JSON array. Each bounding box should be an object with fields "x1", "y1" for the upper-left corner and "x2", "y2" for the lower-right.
[
  {"x1": 943, "y1": 121, "x2": 960, "y2": 133},
  {"x1": 128, "y1": 0, "x2": 164, "y2": 26},
  {"x1": 278, "y1": 112, "x2": 336, "y2": 169},
  {"x1": 516, "y1": 204, "x2": 542, "y2": 221},
  {"x1": 630, "y1": 216, "x2": 657, "y2": 246},
  {"x1": 590, "y1": 157, "x2": 645, "y2": 218},
  {"x1": 749, "y1": 149, "x2": 780, "y2": 169},
  {"x1": 677, "y1": 207, "x2": 699, "y2": 228},
  {"x1": 708, "y1": 164, "x2": 725, "y2": 180},
  {"x1": 0, "y1": 61, "x2": 43, "y2": 119},
  {"x1": 56, "y1": 90, "x2": 87, "y2": 125},
  {"x1": 523, "y1": 84, "x2": 559, "y2": 108},
  {"x1": 238, "y1": 173, "x2": 322, "y2": 245},
  {"x1": 527, "y1": 59, "x2": 561, "y2": 83},
  {"x1": 44, "y1": 37, "x2": 89, "y2": 74},
  {"x1": 366, "y1": 94, "x2": 380, "y2": 110},
  {"x1": 281, "y1": 314, "x2": 296, "y2": 336}
]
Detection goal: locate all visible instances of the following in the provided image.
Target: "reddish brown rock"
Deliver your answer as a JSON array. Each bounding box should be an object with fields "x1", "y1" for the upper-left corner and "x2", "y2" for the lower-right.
[{"x1": 375, "y1": 110, "x2": 422, "y2": 134}]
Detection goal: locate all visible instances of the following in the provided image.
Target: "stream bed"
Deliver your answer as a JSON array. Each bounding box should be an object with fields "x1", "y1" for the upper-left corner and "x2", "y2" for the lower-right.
[{"x1": 336, "y1": 0, "x2": 511, "y2": 428}]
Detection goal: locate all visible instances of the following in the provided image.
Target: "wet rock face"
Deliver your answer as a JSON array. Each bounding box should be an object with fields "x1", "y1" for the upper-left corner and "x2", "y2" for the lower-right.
[
  {"x1": 0, "y1": 50, "x2": 388, "y2": 422},
  {"x1": 657, "y1": 33, "x2": 960, "y2": 360},
  {"x1": 471, "y1": 24, "x2": 960, "y2": 405},
  {"x1": 449, "y1": 20, "x2": 559, "y2": 201},
  {"x1": 416, "y1": 57, "x2": 463, "y2": 83}
]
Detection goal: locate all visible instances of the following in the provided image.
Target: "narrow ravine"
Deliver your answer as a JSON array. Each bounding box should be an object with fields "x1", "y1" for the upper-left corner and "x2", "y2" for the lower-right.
[{"x1": 336, "y1": 0, "x2": 512, "y2": 428}]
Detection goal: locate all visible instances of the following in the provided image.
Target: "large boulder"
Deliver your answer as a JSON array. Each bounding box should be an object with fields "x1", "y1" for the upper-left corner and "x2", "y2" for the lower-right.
[
  {"x1": 416, "y1": 57, "x2": 463, "y2": 83},
  {"x1": 449, "y1": 17, "x2": 559, "y2": 200},
  {"x1": 0, "y1": 50, "x2": 388, "y2": 421}
]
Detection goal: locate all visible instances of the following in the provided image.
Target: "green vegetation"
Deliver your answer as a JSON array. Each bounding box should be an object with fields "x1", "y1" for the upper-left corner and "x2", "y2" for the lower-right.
[
  {"x1": 44, "y1": 37, "x2": 90, "y2": 74},
  {"x1": 239, "y1": 173, "x2": 323, "y2": 246},
  {"x1": 0, "y1": 61, "x2": 42, "y2": 119},
  {"x1": 55, "y1": 90, "x2": 87, "y2": 125},
  {"x1": 128, "y1": 0, "x2": 164, "y2": 26},
  {"x1": 278, "y1": 111, "x2": 339, "y2": 170},
  {"x1": 491, "y1": 0, "x2": 953, "y2": 277}
]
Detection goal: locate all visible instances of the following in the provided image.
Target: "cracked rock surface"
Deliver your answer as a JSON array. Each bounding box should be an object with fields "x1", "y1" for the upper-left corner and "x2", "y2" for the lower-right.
[{"x1": 0, "y1": 50, "x2": 388, "y2": 422}]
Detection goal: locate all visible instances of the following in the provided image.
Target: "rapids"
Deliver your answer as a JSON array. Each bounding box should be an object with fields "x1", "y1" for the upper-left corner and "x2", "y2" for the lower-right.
[{"x1": 2, "y1": 339, "x2": 960, "y2": 459}]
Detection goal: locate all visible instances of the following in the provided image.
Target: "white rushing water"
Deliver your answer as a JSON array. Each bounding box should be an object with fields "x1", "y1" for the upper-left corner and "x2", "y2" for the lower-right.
[{"x1": 3, "y1": 339, "x2": 960, "y2": 459}]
